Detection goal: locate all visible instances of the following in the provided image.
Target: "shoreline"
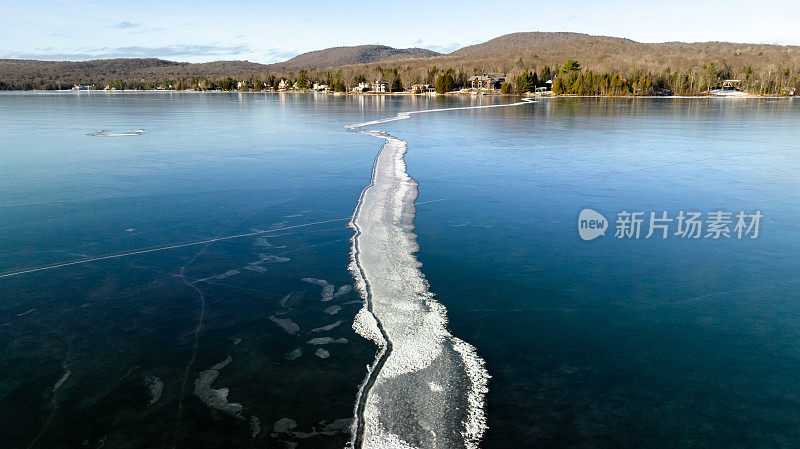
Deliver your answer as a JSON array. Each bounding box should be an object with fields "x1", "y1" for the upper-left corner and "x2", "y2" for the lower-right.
[{"x1": 1, "y1": 89, "x2": 792, "y2": 99}]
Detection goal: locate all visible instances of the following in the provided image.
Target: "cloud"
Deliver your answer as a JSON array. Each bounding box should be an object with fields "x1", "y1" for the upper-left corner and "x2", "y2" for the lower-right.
[
  {"x1": 110, "y1": 21, "x2": 140, "y2": 29},
  {"x1": 411, "y1": 39, "x2": 463, "y2": 54},
  {"x1": 6, "y1": 44, "x2": 251, "y2": 61},
  {"x1": 261, "y1": 49, "x2": 299, "y2": 63}
]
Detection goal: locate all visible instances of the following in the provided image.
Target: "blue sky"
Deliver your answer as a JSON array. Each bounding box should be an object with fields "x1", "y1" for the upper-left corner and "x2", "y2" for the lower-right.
[{"x1": 1, "y1": 0, "x2": 799, "y2": 63}]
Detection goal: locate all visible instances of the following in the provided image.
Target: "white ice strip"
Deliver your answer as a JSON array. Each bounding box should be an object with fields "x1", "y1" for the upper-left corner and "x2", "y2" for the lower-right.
[
  {"x1": 302, "y1": 277, "x2": 335, "y2": 301},
  {"x1": 87, "y1": 129, "x2": 145, "y2": 136},
  {"x1": 345, "y1": 98, "x2": 535, "y2": 130},
  {"x1": 17, "y1": 308, "x2": 37, "y2": 317},
  {"x1": 346, "y1": 100, "x2": 534, "y2": 449},
  {"x1": 53, "y1": 369, "x2": 71, "y2": 392}
]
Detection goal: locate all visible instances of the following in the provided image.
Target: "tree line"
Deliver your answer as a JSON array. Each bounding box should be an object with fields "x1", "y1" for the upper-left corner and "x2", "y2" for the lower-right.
[{"x1": 2, "y1": 58, "x2": 798, "y2": 96}]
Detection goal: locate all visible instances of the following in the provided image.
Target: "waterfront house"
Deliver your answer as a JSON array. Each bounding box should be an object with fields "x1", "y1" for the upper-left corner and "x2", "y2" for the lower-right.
[
  {"x1": 468, "y1": 75, "x2": 505, "y2": 90},
  {"x1": 278, "y1": 79, "x2": 290, "y2": 91},
  {"x1": 352, "y1": 82, "x2": 371, "y2": 93},
  {"x1": 722, "y1": 79, "x2": 742, "y2": 91},
  {"x1": 373, "y1": 79, "x2": 389, "y2": 92},
  {"x1": 313, "y1": 83, "x2": 329, "y2": 92},
  {"x1": 411, "y1": 84, "x2": 434, "y2": 94}
]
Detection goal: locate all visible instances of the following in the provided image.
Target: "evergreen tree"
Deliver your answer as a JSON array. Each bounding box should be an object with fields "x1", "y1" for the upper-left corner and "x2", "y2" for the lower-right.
[
  {"x1": 435, "y1": 72, "x2": 454, "y2": 93},
  {"x1": 297, "y1": 70, "x2": 309, "y2": 89},
  {"x1": 390, "y1": 78, "x2": 404, "y2": 92}
]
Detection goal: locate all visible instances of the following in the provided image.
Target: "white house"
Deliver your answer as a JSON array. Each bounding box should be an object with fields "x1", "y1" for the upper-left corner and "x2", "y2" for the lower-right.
[
  {"x1": 352, "y1": 82, "x2": 371, "y2": 92},
  {"x1": 373, "y1": 79, "x2": 389, "y2": 92}
]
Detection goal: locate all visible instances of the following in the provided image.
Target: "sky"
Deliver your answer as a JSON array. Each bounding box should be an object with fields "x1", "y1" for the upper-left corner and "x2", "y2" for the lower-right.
[{"x1": 1, "y1": 0, "x2": 799, "y2": 63}]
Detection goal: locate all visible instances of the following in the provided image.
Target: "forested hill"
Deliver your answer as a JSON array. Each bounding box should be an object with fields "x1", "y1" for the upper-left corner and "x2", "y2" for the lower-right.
[
  {"x1": 449, "y1": 31, "x2": 632, "y2": 55},
  {"x1": 266, "y1": 45, "x2": 441, "y2": 71},
  {"x1": 0, "y1": 58, "x2": 270, "y2": 89}
]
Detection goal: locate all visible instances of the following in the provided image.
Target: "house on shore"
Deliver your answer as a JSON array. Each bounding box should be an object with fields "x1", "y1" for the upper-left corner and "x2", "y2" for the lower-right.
[
  {"x1": 411, "y1": 84, "x2": 435, "y2": 94},
  {"x1": 722, "y1": 79, "x2": 742, "y2": 91},
  {"x1": 373, "y1": 79, "x2": 389, "y2": 93},
  {"x1": 468, "y1": 75, "x2": 504, "y2": 90},
  {"x1": 278, "y1": 79, "x2": 290, "y2": 91},
  {"x1": 352, "y1": 82, "x2": 371, "y2": 93},
  {"x1": 313, "y1": 83, "x2": 329, "y2": 92}
]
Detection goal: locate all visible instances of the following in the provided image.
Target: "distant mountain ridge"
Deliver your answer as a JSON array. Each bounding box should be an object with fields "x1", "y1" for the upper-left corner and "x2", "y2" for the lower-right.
[{"x1": 266, "y1": 45, "x2": 441, "y2": 70}]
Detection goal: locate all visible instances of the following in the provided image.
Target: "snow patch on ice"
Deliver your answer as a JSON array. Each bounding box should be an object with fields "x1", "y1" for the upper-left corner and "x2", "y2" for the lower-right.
[
  {"x1": 269, "y1": 315, "x2": 300, "y2": 334},
  {"x1": 302, "y1": 277, "x2": 335, "y2": 301},
  {"x1": 193, "y1": 356, "x2": 243, "y2": 417},
  {"x1": 310, "y1": 320, "x2": 342, "y2": 333},
  {"x1": 323, "y1": 305, "x2": 341, "y2": 315}
]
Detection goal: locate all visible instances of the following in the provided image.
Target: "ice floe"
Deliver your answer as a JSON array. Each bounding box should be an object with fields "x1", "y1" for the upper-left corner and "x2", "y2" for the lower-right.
[
  {"x1": 285, "y1": 348, "x2": 303, "y2": 360},
  {"x1": 243, "y1": 264, "x2": 268, "y2": 273},
  {"x1": 279, "y1": 293, "x2": 293, "y2": 308},
  {"x1": 314, "y1": 348, "x2": 330, "y2": 359},
  {"x1": 260, "y1": 254, "x2": 290, "y2": 263},
  {"x1": 250, "y1": 416, "x2": 262, "y2": 439},
  {"x1": 272, "y1": 418, "x2": 297, "y2": 434},
  {"x1": 269, "y1": 315, "x2": 300, "y2": 334},
  {"x1": 301, "y1": 277, "x2": 335, "y2": 301},
  {"x1": 334, "y1": 285, "x2": 353, "y2": 298},
  {"x1": 144, "y1": 376, "x2": 164, "y2": 405},
  {"x1": 323, "y1": 305, "x2": 341, "y2": 315},
  {"x1": 271, "y1": 418, "x2": 351, "y2": 439},
  {"x1": 53, "y1": 369, "x2": 71, "y2": 392},
  {"x1": 216, "y1": 269, "x2": 240, "y2": 279},
  {"x1": 193, "y1": 356, "x2": 243, "y2": 417},
  {"x1": 310, "y1": 320, "x2": 342, "y2": 333},
  {"x1": 306, "y1": 337, "x2": 348, "y2": 345}
]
